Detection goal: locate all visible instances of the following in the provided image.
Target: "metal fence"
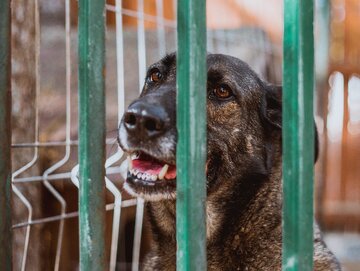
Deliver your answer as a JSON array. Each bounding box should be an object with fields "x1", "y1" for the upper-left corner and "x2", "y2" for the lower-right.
[
  {"x1": 1, "y1": 0, "x2": 321, "y2": 270},
  {"x1": 0, "y1": 1, "x2": 12, "y2": 270}
]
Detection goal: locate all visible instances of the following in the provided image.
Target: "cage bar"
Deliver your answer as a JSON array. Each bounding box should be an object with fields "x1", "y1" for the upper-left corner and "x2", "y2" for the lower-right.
[
  {"x1": 0, "y1": 0, "x2": 12, "y2": 270},
  {"x1": 282, "y1": 0, "x2": 314, "y2": 270},
  {"x1": 176, "y1": 0, "x2": 207, "y2": 270},
  {"x1": 130, "y1": 2, "x2": 148, "y2": 271},
  {"x1": 78, "y1": 0, "x2": 107, "y2": 269}
]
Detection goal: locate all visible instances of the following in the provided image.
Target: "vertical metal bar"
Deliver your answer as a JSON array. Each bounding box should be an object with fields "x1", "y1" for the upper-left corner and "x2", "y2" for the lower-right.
[
  {"x1": 11, "y1": 186, "x2": 32, "y2": 271},
  {"x1": 156, "y1": 0, "x2": 166, "y2": 57},
  {"x1": 0, "y1": 0, "x2": 12, "y2": 270},
  {"x1": 136, "y1": 0, "x2": 146, "y2": 87},
  {"x1": 176, "y1": 0, "x2": 207, "y2": 270},
  {"x1": 315, "y1": 0, "x2": 329, "y2": 222},
  {"x1": 78, "y1": 0, "x2": 107, "y2": 270},
  {"x1": 42, "y1": 1, "x2": 73, "y2": 268},
  {"x1": 132, "y1": 198, "x2": 144, "y2": 271},
  {"x1": 132, "y1": 1, "x2": 147, "y2": 270},
  {"x1": 315, "y1": 0, "x2": 330, "y2": 82},
  {"x1": 282, "y1": 0, "x2": 314, "y2": 270},
  {"x1": 115, "y1": 0, "x2": 125, "y2": 121},
  {"x1": 100, "y1": 2, "x2": 125, "y2": 270}
]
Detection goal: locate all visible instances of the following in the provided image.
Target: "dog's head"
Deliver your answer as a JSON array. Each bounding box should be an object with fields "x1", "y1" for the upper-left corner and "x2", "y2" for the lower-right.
[{"x1": 118, "y1": 53, "x2": 283, "y2": 201}]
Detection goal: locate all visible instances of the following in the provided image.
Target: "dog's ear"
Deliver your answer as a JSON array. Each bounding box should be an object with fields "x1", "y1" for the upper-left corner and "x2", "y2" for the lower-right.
[
  {"x1": 262, "y1": 85, "x2": 320, "y2": 162},
  {"x1": 262, "y1": 85, "x2": 282, "y2": 129}
]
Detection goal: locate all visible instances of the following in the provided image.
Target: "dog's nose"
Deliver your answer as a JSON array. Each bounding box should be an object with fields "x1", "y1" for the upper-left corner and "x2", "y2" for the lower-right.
[{"x1": 123, "y1": 102, "x2": 166, "y2": 139}]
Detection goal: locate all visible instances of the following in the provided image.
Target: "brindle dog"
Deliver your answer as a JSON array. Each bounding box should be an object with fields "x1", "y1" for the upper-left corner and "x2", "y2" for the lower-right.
[{"x1": 118, "y1": 53, "x2": 341, "y2": 270}]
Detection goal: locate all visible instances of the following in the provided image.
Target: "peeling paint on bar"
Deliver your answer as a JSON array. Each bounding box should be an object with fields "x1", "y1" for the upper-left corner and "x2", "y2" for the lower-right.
[
  {"x1": 78, "y1": 0, "x2": 107, "y2": 270},
  {"x1": 176, "y1": 0, "x2": 207, "y2": 270},
  {"x1": 282, "y1": 0, "x2": 315, "y2": 270}
]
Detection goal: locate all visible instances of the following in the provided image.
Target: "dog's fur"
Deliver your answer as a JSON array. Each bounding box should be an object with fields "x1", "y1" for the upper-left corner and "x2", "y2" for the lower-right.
[{"x1": 118, "y1": 53, "x2": 341, "y2": 270}]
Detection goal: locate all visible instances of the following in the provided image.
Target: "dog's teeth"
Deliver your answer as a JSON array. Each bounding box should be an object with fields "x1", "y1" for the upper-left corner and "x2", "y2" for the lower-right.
[
  {"x1": 131, "y1": 151, "x2": 140, "y2": 160},
  {"x1": 147, "y1": 174, "x2": 152, "y2": 180},
  {"x1": 127, "y1": 156, "x2": 133, "y2": 170},
  {"x1": 158, "y1": 164, "x2": 169, "y2": 180},
  {"x1": 151, "y1": 175, "x2": 157, "y2": 181}
]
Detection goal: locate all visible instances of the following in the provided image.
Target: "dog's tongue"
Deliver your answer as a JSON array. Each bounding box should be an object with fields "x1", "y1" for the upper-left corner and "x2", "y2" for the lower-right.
[{"x1": 132, "y1": 155, "x2": 176, "y2": 180}]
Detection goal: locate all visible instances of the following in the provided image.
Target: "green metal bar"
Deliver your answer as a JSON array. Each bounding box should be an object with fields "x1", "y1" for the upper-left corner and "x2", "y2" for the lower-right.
[
  {"x1": 282, "y1": 0, "x2": 314, "y2": 270},
  {"x1": 0, "y1": 0, "x2": 12, "y2": 270},
  {"x1": 176, "y1": 0, "x2": 207, "y2": 270},
  {"x1": 78, "y1": 0, "x2": 107, "y2": 270}
]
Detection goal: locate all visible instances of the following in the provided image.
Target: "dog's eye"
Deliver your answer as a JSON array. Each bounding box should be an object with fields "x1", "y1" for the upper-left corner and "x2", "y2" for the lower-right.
[
  {"x1": 213, "y1": 85, "x2": 232, "y2": 99},
  {"x1": 149, "y1": 70, "x2": 162, "y2": 83}
]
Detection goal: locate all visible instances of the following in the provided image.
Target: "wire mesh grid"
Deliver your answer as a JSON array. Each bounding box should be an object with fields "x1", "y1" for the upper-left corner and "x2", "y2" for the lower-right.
[{"x1": 10, "y1": 0, "x2": 283, "y2": 270}]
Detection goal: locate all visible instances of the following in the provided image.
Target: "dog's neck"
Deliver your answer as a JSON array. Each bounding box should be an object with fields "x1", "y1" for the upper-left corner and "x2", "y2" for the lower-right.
[{"x1": 145, "y1": 161, "x2": 283, "y2": 252}]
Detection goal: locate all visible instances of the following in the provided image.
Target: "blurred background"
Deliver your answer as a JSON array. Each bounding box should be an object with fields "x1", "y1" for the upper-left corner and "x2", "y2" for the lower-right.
[{"x1": 9, "y1": 0, "x2": 360, "y2": 270}]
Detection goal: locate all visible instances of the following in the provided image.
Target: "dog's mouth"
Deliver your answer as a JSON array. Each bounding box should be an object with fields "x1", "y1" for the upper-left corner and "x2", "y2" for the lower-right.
[
  {"x1": 128, "y1": 151, "x2": 176, "y2": 182},
  {"x1": 124, "y1": 150, "x2": 177, "y2": 200}
]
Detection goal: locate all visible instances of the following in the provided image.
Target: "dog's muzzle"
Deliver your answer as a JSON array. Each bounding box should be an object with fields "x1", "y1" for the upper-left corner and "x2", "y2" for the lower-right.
[{"x1": 118, "y1": 91, "x2": 177, "y2": 200}]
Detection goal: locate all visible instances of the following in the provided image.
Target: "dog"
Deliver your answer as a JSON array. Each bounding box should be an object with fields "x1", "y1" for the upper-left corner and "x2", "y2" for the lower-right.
[{"x1": 118, "y1": 53, "x2": 341, "y2": 270}]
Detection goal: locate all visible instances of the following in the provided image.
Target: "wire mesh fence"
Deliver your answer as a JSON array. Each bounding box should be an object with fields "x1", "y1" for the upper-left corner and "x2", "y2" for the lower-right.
[{"x1": 7, "y1": 0, "x2": 360, "y2": 270}]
